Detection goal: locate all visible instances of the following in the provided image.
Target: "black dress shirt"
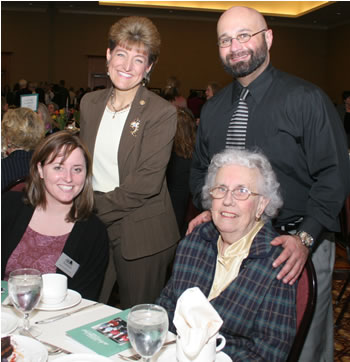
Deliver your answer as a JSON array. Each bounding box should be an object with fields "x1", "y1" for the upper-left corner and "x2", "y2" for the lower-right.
[{"x1": 190, "y1": 64, "x2": 350, "y2": 241}]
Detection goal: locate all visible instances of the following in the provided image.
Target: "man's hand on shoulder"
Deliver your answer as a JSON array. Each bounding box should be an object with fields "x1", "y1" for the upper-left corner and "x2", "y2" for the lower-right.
[
  {"x1": 271, "y1": 234, "x2": 309, "y2": 285},
  {"x1": 186, "y1": 211, "x2": 212, "y2": 235}
]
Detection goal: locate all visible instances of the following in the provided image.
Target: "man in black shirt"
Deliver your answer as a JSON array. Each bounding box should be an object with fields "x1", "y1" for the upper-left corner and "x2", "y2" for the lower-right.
[{"x1": 189, "y1": 6, "x2": 350, "y2": 361}]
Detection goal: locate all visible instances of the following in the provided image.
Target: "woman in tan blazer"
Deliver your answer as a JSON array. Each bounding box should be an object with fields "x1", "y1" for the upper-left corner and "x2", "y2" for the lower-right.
[{"x1": 79, "y1": 16, "x2": 180, "y2": 308}]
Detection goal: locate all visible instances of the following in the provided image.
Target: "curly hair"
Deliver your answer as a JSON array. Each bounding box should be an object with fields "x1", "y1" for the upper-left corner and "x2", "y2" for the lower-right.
[
  {"x1": 2, "y1": 107, "x2": 45, "y2": 151},
  {"x1": 202, "y1": 148, "x2": 283, "y2": 221}
]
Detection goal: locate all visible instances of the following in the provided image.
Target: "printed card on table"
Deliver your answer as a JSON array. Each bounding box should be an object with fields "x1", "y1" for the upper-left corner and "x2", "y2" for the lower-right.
[
  {"x1": 20, "y1": 94, "x2": 39, "y2": 111},
  {"x1": 66, "y1": 309, "x2": 131, "y2": 357}
]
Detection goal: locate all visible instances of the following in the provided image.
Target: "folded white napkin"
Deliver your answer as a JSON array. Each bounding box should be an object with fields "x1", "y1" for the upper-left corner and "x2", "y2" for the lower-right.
[{"x1": 173, "y1": 287, "x2": 223, "y2": 358}]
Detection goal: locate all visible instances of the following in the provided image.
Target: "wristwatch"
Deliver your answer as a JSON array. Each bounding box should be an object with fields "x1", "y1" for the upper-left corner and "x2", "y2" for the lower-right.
[{"x1": 296, "y1": 231, "x2": 314, "y2": 248}]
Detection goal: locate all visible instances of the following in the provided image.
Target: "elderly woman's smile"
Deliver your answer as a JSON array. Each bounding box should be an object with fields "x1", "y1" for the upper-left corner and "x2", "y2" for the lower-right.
[{"x1": 211, "y1": 164, "x2": 269, "y2": 247}]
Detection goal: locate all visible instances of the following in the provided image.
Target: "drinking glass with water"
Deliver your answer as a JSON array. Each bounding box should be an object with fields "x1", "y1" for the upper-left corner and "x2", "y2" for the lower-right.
[{"x1": 127, "y1": 304, "x2": 169, "y2": 362}]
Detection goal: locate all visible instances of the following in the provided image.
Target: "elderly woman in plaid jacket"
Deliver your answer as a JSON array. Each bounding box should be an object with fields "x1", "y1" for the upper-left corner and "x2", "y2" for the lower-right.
[{"x1": 157, "y1": 148, "x2": 297, "y2": 361}]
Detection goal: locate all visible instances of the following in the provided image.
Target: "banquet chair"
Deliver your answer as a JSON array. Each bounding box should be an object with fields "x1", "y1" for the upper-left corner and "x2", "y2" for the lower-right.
[
  {"x1": 2, "y1": 177, "x2": 27, "y2": 193},
  {"x1": 334, "y1": 194, "x2": 350, "y2": 328},
  {"x1": 287, "y1": 257, "x2": 317, "y2": 362}
]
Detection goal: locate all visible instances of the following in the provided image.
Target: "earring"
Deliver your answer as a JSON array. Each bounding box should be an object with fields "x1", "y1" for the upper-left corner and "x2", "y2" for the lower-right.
[{"x1": 142, "y1": 72, "x2": 150, "y2": 86}]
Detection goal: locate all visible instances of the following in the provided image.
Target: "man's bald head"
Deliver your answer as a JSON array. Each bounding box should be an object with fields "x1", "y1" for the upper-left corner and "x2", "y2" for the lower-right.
[
  {"x1": 217, "y1": 6, "x2": 273, "y2": 85},
  {"x1": 218, "y1": 6, "x2": 267, "y2": 34}
]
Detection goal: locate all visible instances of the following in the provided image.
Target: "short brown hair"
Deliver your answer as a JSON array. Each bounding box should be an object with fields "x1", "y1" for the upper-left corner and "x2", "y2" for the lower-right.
[
  {"x1": 25, "y1": 131, "x2": 94, "y2": 222},
  {"x1": 2, "y1": 107, "x2": 45, "y2": 151},
  {"x1": 108, "y1": 16, "x2": 161, "y2": 65}
]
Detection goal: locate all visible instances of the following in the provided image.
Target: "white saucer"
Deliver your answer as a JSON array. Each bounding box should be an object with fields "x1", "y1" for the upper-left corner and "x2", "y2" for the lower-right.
[
  {"x1": 36, "y1": 289, "x2": 82, "y2": 311},
  {"x1": 54, "y1": 353, "x2": 112, "y2": 361},
  {"x1": 1, "y1": 311, "x2": 18, "y2": 335},
  {"x1": 156, "y1": 344, "x2": 232, "y2": 362}
]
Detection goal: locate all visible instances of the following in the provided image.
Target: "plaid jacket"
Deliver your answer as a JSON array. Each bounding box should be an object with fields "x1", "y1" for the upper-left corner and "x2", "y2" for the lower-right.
[{"x1": 157, "y1": 221, "x2": 297, "y2": 361}]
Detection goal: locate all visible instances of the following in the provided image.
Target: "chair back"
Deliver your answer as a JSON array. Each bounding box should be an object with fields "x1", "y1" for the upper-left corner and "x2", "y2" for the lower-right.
[
  {"x1": 2, "y1": 178, "x2": 27, "y2": 193},
  {"x1": 287, "y1": 257, "x2": 317, "y2": 362}
]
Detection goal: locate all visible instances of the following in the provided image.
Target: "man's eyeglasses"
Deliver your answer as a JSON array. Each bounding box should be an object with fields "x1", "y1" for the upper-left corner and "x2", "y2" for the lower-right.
[
  {"x1": 218, "y1": 29, "x2": 267, "y2": 48},
  {"x1": 210, "y1": 186, "x2": 260, "y2": 201}
]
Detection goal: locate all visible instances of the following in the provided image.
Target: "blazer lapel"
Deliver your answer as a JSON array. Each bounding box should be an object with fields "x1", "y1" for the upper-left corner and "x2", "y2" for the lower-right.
[{"x1": 118, "y1": 86, "x2": 149, "y2": 178}]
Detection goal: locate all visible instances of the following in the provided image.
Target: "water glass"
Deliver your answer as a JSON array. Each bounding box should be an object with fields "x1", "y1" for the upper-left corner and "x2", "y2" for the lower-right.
[
  {"x1": 8, "y1": 268, "x2": 42, "y2": 336},
  {"x1": 127, "y1": 304, "x2": 169, "y2": 362}
]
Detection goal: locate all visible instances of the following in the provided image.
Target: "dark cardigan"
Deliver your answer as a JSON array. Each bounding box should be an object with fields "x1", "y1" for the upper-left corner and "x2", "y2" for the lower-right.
[{"x1": 2, "y1": 191, "x2": 109, "y2": 301}]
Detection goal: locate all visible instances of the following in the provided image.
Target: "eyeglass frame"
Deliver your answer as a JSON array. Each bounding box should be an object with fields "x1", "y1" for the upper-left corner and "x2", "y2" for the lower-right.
[
  {"x1": 217, "y1": 29, "x2": 267, "y2": 48},
  {"x1": 210, "y1": 185, "x2": 261, "y2": 201}
]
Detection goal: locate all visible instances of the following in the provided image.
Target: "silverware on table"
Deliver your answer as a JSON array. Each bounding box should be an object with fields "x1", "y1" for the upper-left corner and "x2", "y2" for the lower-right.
[
  {"x1": 35, "y1": 302, "x2": 101, "y2": 324},
  {"x1": 118, "y1": 340, "x2": 176, "y2": 361}
]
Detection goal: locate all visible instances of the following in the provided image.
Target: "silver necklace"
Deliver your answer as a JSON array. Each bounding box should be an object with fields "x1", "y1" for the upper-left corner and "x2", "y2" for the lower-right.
[{"x1": 110, "y1": 90, "x2": 130, "y2": 119}]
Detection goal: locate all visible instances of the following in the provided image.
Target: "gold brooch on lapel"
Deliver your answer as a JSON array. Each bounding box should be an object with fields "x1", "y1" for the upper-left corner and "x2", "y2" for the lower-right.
[{"x1": 130, "y1": 118, "x2": 141, "y2": 137}]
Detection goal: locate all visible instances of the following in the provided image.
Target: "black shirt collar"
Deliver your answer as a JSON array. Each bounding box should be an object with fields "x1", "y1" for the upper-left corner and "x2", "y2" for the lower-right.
[{"x1": 231, "y1": 63, "x2": 274, "y2": 105}]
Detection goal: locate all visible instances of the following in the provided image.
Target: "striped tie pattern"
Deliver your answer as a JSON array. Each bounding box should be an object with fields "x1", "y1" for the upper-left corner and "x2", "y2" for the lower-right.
[{"x1": 226, "y1": 87, "x2": 249, "y2": 149}]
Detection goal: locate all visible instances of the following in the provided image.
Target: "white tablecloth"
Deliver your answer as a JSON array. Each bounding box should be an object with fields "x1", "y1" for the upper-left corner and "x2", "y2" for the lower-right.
[{"x1": 1, "y1": 298, "x2": 175, "y2": 361}]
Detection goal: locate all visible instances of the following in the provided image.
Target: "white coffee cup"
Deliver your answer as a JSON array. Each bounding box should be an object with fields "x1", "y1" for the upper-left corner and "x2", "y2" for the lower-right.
[
  {"x1": 41, "y1": 273, "x2": 67, "y2": 305},
  {"x1": 176, "y1": 333, "x2": 226, "y2": 362}
]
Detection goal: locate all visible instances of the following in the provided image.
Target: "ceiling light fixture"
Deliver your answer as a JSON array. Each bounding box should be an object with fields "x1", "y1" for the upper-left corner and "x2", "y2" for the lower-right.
[{"x1": 99, "y1": 1, "x2": 333, "y2": 18}]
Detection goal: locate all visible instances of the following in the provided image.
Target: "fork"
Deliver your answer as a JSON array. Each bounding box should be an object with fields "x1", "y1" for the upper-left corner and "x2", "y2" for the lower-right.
[{"x1": 118, "y1": 340, "x2": 176, "y2": 361}]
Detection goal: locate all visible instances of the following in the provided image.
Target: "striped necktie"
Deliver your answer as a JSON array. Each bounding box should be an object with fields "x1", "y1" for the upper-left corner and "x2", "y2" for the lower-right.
[{"x1": 226, "y1": 87, "x2": 249, "y2": 149}]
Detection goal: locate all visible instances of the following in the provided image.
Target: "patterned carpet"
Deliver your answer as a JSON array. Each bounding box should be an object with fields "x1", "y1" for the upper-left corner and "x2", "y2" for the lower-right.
[{"x1": 333, "y1": 277, "x2": 350, "y2": 361}]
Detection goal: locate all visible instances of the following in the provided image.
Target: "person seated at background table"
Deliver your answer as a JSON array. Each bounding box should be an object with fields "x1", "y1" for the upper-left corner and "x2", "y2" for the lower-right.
[
  {"x1": 162, "y1": 76, "x2": 187, "y2": 108},
  {"x1": 1, "y1": 131, "x2": 109, "y2": 301},
  {"x1": 47, "y1": 101, "x2": 59, "y2": 115},
  {"x1": 1, "y1": 107, "x2": 46, "y2": 191},
  {"x1": 205, "y1": 81, "x2": 222, "y2": 100},
  {"x1": 157, "y1": 148, "x2": 297, "y2": 361},
  {"x1": 37, "y1": 102, "x2": 60, "y2": 135},
  {"x1": 1, "y1": 96, "x2": 9, "y2": 120},
  {"x1": 187, "y1": 90, "x2": 205, "y2": 125}
]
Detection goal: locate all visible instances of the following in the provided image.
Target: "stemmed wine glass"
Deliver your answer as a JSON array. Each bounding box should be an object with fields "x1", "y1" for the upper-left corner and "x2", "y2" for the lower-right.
[
  {"x1": 8, "y1": 268, "x2": 43, "y2": 337},
  {"x1": 127, "y1": 304, "x2": 169, "y2": 362}
]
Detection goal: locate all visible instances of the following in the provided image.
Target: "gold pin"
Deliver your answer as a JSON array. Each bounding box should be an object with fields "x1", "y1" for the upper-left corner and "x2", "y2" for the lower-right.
[{"x1": 140, "y1": 100, "x2": 146, "y2": 106}]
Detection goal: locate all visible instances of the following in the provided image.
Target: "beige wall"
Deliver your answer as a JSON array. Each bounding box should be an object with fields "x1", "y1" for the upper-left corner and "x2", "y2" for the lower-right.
[{"x1": 2, "y1": 8, "x2": 349, "y2": 104}]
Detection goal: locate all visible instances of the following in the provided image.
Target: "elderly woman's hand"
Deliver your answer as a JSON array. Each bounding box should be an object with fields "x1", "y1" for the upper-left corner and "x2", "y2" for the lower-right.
[
  {"x1": 270, "y1": 234, "x2": 309, "y2": 285},
  {"x1": 186, "y1": 211, "x2": 212, "y2": 235}
]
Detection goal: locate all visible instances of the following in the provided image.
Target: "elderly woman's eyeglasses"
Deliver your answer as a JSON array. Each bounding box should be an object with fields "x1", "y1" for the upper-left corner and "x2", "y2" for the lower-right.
[
  {"x1": 210, "y1": 186, "x2": 260, "y2": 201},
  {"x1": 218, "y1": 29, "x2": 267, "y2": 48}
]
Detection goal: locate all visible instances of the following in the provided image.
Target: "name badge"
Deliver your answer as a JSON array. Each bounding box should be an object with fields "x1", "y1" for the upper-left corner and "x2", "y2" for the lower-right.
[{"x1": 56, "y1": 253, "x2": 80, "y2": 278}]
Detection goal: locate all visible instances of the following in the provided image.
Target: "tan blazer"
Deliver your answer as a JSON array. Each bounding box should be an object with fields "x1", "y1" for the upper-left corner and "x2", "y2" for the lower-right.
[{"x1": 80, "y1": 85, "x2": 180, "y2": 260}]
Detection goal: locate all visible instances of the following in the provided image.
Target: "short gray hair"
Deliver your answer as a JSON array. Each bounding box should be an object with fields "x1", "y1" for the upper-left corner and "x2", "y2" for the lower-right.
[{"x1": 202, "y1": 148, "x2": 283, "y2": 221}]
